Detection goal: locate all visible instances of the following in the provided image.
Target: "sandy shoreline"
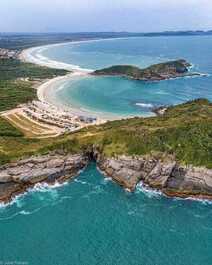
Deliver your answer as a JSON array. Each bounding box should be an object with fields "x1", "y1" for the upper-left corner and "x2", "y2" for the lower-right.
[
  {"x1": 36, "y1": 72, "x2": 108, "y2": 119},
  {"x1": 19, "y1": 44, "x2": 93, "y2": 72},
  {"x1": 20, "y1": 41, "x2": 104, "y2": 120},
  {"x1": 19, "y1": 40, "x2": 128, "y2": 121},
  {"x1": 19, "y1": 39, "x2": 99, "y2": 115},
  {"x1": 19, "y1": 36, "x2": 131, "y2": 71}
]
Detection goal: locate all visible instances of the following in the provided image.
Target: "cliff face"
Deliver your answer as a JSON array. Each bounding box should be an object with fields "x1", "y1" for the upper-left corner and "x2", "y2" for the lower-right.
[
  {"x1": 97, "y1": 154, "x2": 212, "y2": 199},
  {"x1": 1, "y1": 151, "x2": 212, "y2": 203},
  {"x1": 0, "y1": 154, "x2": 88, "y2": 203},
  {"x1": 92, "y1": 59, "x2": 198, "y2": 81}
]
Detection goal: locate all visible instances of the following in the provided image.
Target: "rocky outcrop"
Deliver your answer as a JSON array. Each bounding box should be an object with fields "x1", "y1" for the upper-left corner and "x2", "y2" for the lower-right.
[
  {"x1": 97, "y1": 154, "x2": 212, "y2": 199},
  {"x1": 0, "y1": 154, "x2": 88, "y2": 203},
  {"x1": 152, "y1": 106, "x2": 167, "y2": 116},
  {"x1": 1, "y1": 151, "x2": 212, "y2": 203},
  {"x1": 165, "y1": 166, "x2": 212, "y2": 198},
  {"x1": 97, "y1": 156, "x2": 144, "y2": 190},
  {"x1": 92, "y1": 60, "x2": 200, "y2": 81}
]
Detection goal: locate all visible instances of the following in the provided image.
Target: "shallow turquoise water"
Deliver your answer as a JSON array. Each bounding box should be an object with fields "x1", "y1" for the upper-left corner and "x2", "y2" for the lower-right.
[
  {"x1": 1, "y1": 164, "x2": 212, "y2": 265},
  {"x1": 56, "y1": 74, "x2": 211, "y2": 117},
  {"x1": 41, "y1": 36, "x2": 212, "y2": 116}
]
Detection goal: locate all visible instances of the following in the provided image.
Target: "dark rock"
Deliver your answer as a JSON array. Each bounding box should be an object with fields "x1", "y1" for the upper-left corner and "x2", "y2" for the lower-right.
[
  {"x1": 97, "y1": 154, "x2": 212, "y2": 199},
  {"x1": 0, "y1": 182, "x2": 25, "y2": 203},
  {"x1": 98, "y1": 156, "x2": 144, "y2": 191},
  {"x1": 1, "y1": 150, "x2": 212, "y2": 203},
  {"x1": 0, "y1": 154, "x2": 88, "y2": 203}
]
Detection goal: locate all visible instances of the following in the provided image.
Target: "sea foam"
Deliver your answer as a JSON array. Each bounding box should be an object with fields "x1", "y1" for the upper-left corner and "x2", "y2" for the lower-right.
[
  {"x1": 136, "y1": 182, "x2": 162, "y2": 198},
  {"x1": 135, "y1": 103, "x2": 154, "y2": 108}
]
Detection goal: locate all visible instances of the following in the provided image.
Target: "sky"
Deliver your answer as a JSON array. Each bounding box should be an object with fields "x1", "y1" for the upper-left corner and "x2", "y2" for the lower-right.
[{"x1": 1, "y1": 0, "x2": 212, "y2": 32}]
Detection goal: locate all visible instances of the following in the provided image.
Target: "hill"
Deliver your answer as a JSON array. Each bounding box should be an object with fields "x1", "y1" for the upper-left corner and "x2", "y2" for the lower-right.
[
  {"x1": 0, "y1": 98, "x2": 212, "y2": 169},
  {"x1": 92, "y1": 59, "x2": 199, "y2": 81}
]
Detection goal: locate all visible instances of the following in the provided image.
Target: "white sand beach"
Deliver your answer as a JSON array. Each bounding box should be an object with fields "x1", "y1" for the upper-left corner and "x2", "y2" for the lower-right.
[
  {"x1": 18, "y1": 41, "x2": 115, "y2": 129},
  {"x1": 19, "y1": 43, "x2": 93, "y2": 72},
  {"x1": 19, "y1": 37, "x2": 129, "y2": 71},
  {"x1": 19, "y1": 40, "x2": 126, "y2": 121}
]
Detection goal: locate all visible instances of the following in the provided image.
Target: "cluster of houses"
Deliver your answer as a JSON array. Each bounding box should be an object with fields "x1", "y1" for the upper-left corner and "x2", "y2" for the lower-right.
[
  {"x1": 0, "y1": 48, "x2": 19, "y2": 59},
  {"x1": 22, "y1": 101, "x2": 97, "y2": 133}
]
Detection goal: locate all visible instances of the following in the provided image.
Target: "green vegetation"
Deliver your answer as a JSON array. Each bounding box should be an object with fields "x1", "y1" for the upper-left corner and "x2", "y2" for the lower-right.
[
  {"x1": 0, "y1": 56, "x2": 211, "y2": 169},
  {"x1": 93, "y1": 98, "x2": 212, "y2": 168},
  {"x1": 0, "y1": 57, "x2": 68, "y2": 163},
  {"x1": 0, "y1": 59, "x2": 67, "y2": 81},
  {"x1": 0, "y1": 33, "x2": 132, "y2": 51},
  {"x1": 0, "y1": 58, "x2": 68, "y2": 111},
  {"x1": 0, "y1": 99, "x2": 212, "y2": 169},
  {"x1": 0, "y1": 117, "x2": 23, "y2": 137},
  {"x1": 0, "y1": 128, "x2": 81, "y2": 165},
  {"x1": 93, "y1": 60, "x2": 194, "y2": 80},
  {"x1": 0, "y1": 80, "x2": 37, "y2": 111}
]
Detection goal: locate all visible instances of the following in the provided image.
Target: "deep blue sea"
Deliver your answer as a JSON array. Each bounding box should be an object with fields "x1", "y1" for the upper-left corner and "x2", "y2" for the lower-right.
[
  {"x1": 1, "y1": 164, "x2": 212, "y2": 265},
  {"x1": 1, "y1": 37, "x2": 212, "y2": 265}
]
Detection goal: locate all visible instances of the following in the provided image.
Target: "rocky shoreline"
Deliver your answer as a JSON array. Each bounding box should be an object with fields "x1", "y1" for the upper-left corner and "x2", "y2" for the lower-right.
[
  {"x1": 0, "y1": 154, "x2": 88, "y2": 203},
  {"x1": 1, "y1": 151, "x2": 212, "y2": 204},
  {"x1": 97, "y1": 154, "x2": 212, "y2": 199}
]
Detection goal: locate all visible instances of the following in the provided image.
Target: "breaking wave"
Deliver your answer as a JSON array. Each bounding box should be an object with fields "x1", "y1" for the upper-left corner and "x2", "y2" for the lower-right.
[{"x1": 135, "y1": 102, "x2": 154, "y2": 108}]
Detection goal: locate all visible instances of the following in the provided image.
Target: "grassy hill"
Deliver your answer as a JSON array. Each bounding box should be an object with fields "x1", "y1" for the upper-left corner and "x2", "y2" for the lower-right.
[
  {"x1": 0, "y1": 98, "x2": 212, "y2": 169},
  {"x1": 92, "y1": 60, "x2": 195, "y2": 81},
  {"x1": 0, "y1": 58, "x2": 68, "y2": 111},
  {"x1": 77, "y1": 98, "x2": 212, "y2": 168}
]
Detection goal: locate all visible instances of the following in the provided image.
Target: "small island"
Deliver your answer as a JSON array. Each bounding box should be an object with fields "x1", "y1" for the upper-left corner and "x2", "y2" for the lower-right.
[{"x1": 92, "y1": 59, "x2": 199, "y2": 81}]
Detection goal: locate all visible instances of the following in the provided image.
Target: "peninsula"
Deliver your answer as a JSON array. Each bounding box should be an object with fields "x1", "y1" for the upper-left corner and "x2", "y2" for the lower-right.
[
  {"x1": 92, "y1": 59, "x2": 199, "y2": 81},
  {"x1": 1, "y1": 96, "x2": 212, "y2": 202},
  {"x1": 0, "y1": 39, "x2": 211, "y2": 203}
]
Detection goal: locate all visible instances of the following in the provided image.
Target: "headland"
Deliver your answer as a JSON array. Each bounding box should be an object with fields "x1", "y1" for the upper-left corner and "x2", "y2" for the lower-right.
[{"x1": 0, "y1": 38, "x2": 211, "y2": 204}]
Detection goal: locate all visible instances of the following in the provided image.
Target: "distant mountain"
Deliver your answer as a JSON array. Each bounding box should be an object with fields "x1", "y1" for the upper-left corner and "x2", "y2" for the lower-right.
[{"x1": 141, "y1": 30, "x2": 212, "y2": 37}]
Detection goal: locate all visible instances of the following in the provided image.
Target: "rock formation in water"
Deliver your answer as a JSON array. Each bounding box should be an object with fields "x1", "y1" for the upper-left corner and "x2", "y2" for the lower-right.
[
  {"x1": 92, "y1": 59, "x2": 199, "y2": 81},
  {"x1": 97, "y1": 154, "x2": 212, "y2": 199},
  {"x1": 0, "y1": 154, "x2": 88, "y2": 203},
  {"x1": 1, "y1": 151, "x2": 212, "y2": 203}
]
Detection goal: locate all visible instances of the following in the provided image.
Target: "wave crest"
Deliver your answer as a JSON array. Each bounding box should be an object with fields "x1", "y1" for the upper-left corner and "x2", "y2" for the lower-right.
[{"x1": 135, "y1": 102, "x2": 154, "y2": 108}]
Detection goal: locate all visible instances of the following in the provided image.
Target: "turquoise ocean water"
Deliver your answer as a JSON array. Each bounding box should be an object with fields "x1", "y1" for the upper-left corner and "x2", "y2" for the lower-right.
[
  {"x1": 40, "y1": 36, "x2": 212, "y2": 117},
  {"x1": 1, "y1": 37, "x2": 212, "y2": 264},
  {"x1": 0, "y1": 164, "x2": 212, "y2": 265},
  {"x1": 1, "y1": 164, "x2": 212, "y2": 265}
]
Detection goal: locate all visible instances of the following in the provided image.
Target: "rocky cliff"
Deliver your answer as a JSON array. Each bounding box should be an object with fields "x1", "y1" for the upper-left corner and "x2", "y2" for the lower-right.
[
  {"x1": 97, "y1": 154, "x2": 212, "y2": 199},
  {"x1": 0, "y1": 154, "x2": 88, "y2": 203},
  {"x1": 1, "y1": 151, "x2": 212, "y2": 203}
]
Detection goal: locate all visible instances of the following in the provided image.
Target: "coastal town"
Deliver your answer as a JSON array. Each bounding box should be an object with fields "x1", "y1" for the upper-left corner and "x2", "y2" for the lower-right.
[
  {"x1": 1, "y1": 99, "x2": 103, "y2": 138},
  {"x1": 0, "y1": 48, "x2": 19, "y2": 59}
]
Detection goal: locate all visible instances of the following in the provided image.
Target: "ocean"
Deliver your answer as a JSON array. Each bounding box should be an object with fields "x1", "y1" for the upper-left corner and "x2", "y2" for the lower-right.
[
  {"x1": 1, "y1": 163, "x2": 212, "y2": 265},
  {"x1": 1, "y1": 36, "x2": 212, "y2": 265},
  {"x1": 38, "y1": 36, "x2": 212, "y2": 117}
]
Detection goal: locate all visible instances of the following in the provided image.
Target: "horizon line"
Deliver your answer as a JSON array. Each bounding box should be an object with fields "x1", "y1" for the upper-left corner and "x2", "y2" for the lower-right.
[{"x1": 1, "y1": 29, "x2": 212, "y2": 35}]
